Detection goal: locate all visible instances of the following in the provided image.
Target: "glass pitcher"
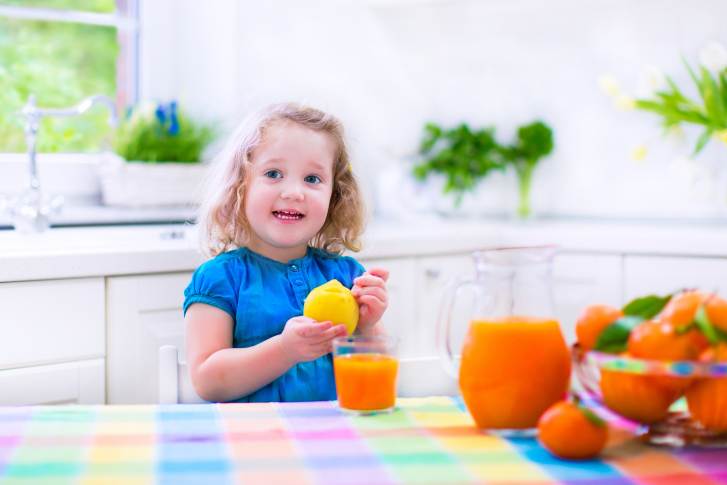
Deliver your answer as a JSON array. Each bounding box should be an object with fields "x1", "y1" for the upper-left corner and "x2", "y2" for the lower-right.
[{"x1": 437, "y1": 246, "x2": 570, "y2": 436}]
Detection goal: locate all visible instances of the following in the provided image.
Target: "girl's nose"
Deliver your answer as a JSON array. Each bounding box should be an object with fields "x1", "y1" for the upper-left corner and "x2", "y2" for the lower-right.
[{"x1": 280, "y1": 180, "x2": 305, "y2": 201}]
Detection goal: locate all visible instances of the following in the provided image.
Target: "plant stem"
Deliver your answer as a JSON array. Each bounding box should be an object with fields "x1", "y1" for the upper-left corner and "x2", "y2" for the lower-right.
[{"x1": 517, "y1": 164, "x2": 534, "y2": 219}]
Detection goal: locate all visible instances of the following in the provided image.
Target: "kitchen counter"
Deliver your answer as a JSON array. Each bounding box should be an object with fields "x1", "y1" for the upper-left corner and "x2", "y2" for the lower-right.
[{"x1": 1, "y1": 217, "x2": 727, "y2": 283}]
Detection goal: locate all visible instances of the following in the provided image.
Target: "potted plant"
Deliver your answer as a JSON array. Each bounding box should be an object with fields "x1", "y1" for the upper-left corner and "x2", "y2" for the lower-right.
[
  {"x1": 412, "y1": 120, "x2": 554, "y2": 219},
  {"x1": 412, "y1": 123, "x2": 505, "y2": 215},
  {"x1": 498, "y1": 121, "x2": 554, "y2": 219},
  {"x1": 99, "y1": 101, "x2": 215, "y2": 207}
]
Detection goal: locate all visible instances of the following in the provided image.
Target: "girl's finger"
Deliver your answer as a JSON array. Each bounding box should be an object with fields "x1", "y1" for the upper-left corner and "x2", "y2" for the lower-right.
[
  {"x1": 358, "y1": 294, "x2": 385, "y2": 310},
  {"x1": 352, "y1": 286, "x2": 387, "y2": 302},
  {"x1": 297, "y1": 320, "x2": 333, "y2": 337},
  {"x1": 311, "y1": 324, "x2": 348, "y2": 344},
  {"x1": 368, "y1": 266, "x2": 390, "y2": 282},
  {"x1": 353, "y1": 274, "x2": 387, "y2": 288}
]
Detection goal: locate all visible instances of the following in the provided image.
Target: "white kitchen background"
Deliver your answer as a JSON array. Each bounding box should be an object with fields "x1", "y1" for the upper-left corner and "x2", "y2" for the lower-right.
[
  {"x1": 3, "y1": 0, "x2": 727, "y2": 406},
  {"x1": 140, "y1": 0, "x2": 727, "y2": 220}
]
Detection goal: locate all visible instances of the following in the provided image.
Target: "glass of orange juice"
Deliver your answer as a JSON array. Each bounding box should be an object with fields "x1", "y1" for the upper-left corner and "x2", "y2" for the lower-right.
[
  {"x1": 332, "y1": 335, "x2": 400, "y2": 415},
  {"x1": 437, "y1": 246, "x2": 571, "y2": 437}
]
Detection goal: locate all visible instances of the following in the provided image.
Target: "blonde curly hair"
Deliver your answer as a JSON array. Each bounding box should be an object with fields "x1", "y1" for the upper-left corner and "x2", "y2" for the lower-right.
[{"x1": 196, "y1": 103, "x2": 367, "y2": 258}]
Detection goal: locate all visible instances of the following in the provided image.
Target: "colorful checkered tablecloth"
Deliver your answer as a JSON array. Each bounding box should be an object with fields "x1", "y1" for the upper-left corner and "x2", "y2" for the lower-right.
[{"x1": 0, "y1": 397, "x2": 725, "y2": 485}]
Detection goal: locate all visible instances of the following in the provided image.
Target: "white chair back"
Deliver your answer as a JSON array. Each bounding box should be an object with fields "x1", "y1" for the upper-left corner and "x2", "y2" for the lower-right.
[{"x1": 158, "y1": 346, "x2": 459, "y2": 404}]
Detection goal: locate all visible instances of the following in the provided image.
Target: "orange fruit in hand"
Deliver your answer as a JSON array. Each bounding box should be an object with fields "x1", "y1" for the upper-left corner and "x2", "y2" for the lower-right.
[
  {"x1": 538, "y1": 399, "x2": 608, "y2": 460},
  {"x1": 685, "y1": 343, "x2": 727, "y2": 433},
  {"x1": 628, "y1": 319, "x2": 709, "y2": 362},
  {"x1": 576, "y1": 304, "x2": 623, "y2": 351},
  {"x1": 660, "y1": 290, "x2": 727, "y2": 333}
]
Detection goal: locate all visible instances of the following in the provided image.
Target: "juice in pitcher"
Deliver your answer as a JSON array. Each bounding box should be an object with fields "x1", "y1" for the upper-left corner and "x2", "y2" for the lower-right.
[{"x1": 459, "y1": 316, "x2": 571, "y2": 430}]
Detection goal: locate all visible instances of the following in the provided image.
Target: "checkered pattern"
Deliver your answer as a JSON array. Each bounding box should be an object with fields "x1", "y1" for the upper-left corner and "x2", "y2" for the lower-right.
[{"x1": 0, "y1": 397, "x2": 725, "y2": 485}]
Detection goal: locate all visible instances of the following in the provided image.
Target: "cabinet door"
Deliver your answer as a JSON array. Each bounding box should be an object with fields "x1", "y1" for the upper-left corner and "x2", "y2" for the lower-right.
[
  {"x1": 106, "y1": 272, "x2": 192, "y2": 404},
  {"x1": 0, "y1": 359, "x2": 105, "y2": 405},
  {"x1": 360, "y1": 257, "x2": 417, "y2": 358},
  {"x1": 553, "y1": 253, "x2": 622, "y2": 345},
  {"x1": 0, "y1": 278, "x2": 105, "y2": 370},
  {"x1": 624, "y1": 255, "x2": 727, "y2": 302},
  {"x1": 416, "y1": 254, "x2": 474, "y2": 358}
]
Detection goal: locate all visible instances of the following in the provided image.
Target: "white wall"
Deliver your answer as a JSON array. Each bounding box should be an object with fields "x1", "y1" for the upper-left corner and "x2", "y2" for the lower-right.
[{"x1": 140, "y1": 0, "x2": 727, "y2": 220}]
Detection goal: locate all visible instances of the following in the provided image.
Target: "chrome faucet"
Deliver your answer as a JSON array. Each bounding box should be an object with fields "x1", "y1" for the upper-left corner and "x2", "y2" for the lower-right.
[{"x1": 9, "y1": 94, "x2": 119, "y2": 232}]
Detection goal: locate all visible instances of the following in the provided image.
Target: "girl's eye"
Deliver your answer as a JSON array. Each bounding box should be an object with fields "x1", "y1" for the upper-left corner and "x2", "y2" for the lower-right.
[
  {"x1": 264, "y1": 170, "x2": 282, "y2": 179},
  {"x1": 305, "y1": 175, "x2": 321, "y2": 184}
]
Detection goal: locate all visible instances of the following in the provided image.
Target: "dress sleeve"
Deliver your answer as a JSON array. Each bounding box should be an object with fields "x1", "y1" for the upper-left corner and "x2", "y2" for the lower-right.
[{"x1": 183, "y1": 256, "x2": 241, "y2": 319}]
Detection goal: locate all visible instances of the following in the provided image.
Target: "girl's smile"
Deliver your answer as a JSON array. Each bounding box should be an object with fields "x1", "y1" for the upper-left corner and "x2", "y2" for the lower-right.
[{"x1": 244, "y1": 123, "x2": 336, "y2": 263}]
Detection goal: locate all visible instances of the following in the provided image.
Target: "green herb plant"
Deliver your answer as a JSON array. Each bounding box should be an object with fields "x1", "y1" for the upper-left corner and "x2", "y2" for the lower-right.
[
  {"x1": 412, "y1": 120, "x2": 554, "y2": 218},
  {"x1": 412, "y1": 123, "x2": 503, "y2": 207},
  {"x1": 113, "y1": 102, "x2": 215, "y2": 163},
  {"x1": 498, "y1": 121, "x2": 554, "y2": 219}
]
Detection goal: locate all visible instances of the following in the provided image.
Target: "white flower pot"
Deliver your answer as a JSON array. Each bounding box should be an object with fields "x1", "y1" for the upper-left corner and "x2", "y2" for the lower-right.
[{"x1": 98, "y1": 156, "x2": 207, "y2": 207}]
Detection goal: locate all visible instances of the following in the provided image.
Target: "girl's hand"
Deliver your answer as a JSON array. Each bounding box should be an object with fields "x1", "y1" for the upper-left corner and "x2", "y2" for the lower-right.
[
  {"x1": 279, "y1": 316, "x2": 348, "y2": 365},
  {"x1": 351, "y1": 267, "x2": 389, "y2": 335}
]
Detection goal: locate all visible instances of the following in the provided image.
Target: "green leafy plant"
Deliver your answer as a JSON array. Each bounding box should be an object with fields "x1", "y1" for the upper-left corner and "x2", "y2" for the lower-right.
[
  {"x1": 412, "y1": 121, "x2": 554, "y2": 217},
  {"x1": 412, "y1": 123, "x2": 504, "y2": 206},
  {"x1": 113, "y1": 102, "x2": 215, "y2": 163},
  {"x1": 601, "y1": 41, "x2": 727, "y2": 157},
  {"x1": 498, "y1": 121, "x2": 554, "y2": 218}
]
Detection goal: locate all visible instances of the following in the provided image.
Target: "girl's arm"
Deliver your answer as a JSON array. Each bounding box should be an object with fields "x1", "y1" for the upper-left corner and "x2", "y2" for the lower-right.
[{"x1": 185, "y1": 302, "x2": 347, "y2": 402}]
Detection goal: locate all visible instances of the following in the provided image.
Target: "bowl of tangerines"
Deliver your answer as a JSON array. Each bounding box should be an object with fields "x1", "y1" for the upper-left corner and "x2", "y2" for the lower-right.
[{"x1": 572, "y1": 289, "x2": 727, "y2": 447}]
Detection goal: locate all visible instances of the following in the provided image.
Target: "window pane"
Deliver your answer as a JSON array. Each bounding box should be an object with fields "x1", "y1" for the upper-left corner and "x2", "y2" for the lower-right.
[
  {"x1": 0, "y1": 0, "x2": 115, "y2": 14},
  {"x1": 0, "y1": 17, "x2": 119, "y2": 152}
]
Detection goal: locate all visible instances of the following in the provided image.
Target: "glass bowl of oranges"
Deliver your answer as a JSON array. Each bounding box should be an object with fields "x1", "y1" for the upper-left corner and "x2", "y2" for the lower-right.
[{"x1": 571, "y1": 290, "x2": 727, "y2": 447}]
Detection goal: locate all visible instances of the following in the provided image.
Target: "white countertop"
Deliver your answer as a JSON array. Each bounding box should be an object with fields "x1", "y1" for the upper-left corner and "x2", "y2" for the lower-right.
[{"x1": 1, "y1": 217, "x2": 727, "y2": 283}]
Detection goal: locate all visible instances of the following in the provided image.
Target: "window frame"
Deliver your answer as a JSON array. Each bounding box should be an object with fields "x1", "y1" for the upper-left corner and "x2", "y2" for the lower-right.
[{"x1": 0, "y1": 1, "x2": 140, "y2": 153}]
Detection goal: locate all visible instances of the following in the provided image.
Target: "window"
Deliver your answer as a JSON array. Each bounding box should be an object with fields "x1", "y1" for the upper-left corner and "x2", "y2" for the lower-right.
[{"x1": 0, "y1": 0, "x2": 138, "y2": 153}]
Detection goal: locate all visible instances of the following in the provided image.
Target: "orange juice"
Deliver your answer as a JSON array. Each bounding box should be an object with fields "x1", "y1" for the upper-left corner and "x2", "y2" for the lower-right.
[
  {"x1": 459, "y1": 316, "x2": 571, "y2": 430},
  {"x1": 334, "y1": 353, "x2": 398, "y2": 411}
]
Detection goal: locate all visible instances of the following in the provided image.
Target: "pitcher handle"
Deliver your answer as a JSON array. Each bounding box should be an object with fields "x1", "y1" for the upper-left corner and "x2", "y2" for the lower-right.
[{"x1": 436, "y1": 273, "x2": 474, "y2": 379}]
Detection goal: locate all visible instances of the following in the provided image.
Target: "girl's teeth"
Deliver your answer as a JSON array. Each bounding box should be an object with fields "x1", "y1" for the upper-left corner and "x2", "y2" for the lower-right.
[{"x1": 275, "y1": 211, "x2": 302, "y2": 220}]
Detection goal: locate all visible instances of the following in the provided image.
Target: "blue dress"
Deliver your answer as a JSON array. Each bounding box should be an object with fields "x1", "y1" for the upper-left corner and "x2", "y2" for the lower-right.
[{"x1": 183, "y1": 246, "x2": 365, "y2": 403}]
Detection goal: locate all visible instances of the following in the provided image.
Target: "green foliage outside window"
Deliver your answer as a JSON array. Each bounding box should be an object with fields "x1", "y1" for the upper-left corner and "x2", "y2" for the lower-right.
[
  {"x1": 0, "y1": 1, "x2": 119, "y2": 152},
  {"x1": 0, "y1": 0, "x2": 115, "y2": 13}
]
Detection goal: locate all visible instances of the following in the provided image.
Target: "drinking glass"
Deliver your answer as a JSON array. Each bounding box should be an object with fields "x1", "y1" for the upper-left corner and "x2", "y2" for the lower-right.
[{"x1": 332, "y1": 335, "x2": 400, "y2": 415}]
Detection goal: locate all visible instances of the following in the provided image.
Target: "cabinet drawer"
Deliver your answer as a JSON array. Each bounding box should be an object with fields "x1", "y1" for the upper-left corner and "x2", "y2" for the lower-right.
[
  {"x1": 0, "y1": 358, "x2": 105, "y2": 405},
  {"x1": 0, "y1": 278, "x2": 105, "y2": 369}
]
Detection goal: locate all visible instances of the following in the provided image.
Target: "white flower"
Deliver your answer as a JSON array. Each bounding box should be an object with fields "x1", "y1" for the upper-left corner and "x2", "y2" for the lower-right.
[
  {"x1": 699, "y1": 41, "x2": 727, "y2": 73},
  {"x1": 597, "y1": 74, "x2": 621, "y2": 97},
  {"x1": 636, "y1": 66, "x2": 667, "y2": 99}
]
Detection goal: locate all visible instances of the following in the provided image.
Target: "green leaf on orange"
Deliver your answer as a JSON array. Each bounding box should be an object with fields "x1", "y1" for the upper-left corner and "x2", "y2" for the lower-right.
[
  {"x1": 621, "y1": 294, "x2": 672, "y2": 320},
  {"x1": 594, "y1": 316, "x2": 644, "y2": 353},
  {"x1": 694, "y1": 305, "x2": 720, "y2": 345}
]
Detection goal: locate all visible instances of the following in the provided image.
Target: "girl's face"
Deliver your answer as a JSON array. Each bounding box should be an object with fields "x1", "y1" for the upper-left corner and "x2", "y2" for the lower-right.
[{"x1": 244, "y1": 123, "x2": 336, "y2": 263}]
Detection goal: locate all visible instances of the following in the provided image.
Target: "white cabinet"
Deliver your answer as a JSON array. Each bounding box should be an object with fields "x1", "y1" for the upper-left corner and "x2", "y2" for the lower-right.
[
  {"x1": 0, "y1": 359, "x2": 105, "y2": 405},
  {"x1": 553, "y1": 253, "x2": 622, "y2": 344},
  {"x1": 106, "y1": 272, "x2": 192, "y2": 404},
  {"x1": 361, "y1": 257, "x2": 417, "y2": 358},
  {"x1": 624, "y1": 255, "x2": 727, "y2": 302},
  {"x1": 416, "y1": 254, "x2": 474, "y2": 358},
  {"x1": 0, "y1": 277, "x2": 106, "y2": 404}
]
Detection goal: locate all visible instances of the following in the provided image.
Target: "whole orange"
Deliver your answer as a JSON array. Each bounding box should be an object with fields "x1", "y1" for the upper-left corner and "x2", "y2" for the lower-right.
[
  {"x1": 628, "y1": 319, "x2": 709, "y2": 362},
  {"x1": 685, "y1": 343, "x2": 727, "y2": 433},
  {"x1": 576, "y1": 304, "x2": 623, "y2": 351},
  {"x1": 660, "y1": 290, "x2": 727, "y2": 333},
  {"x1": 600, "y1": 362, "x2": 683, "y2": 424},
  {"x1": 538, "y1": 400, "x2": 608, "y2": 460}
]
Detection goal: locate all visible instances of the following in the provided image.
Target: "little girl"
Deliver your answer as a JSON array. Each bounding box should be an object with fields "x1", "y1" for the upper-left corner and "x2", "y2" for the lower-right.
[{"x1": 183, "y1": 103, "x2": 389, "y2": 403}]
